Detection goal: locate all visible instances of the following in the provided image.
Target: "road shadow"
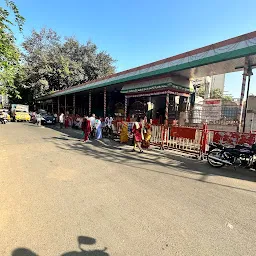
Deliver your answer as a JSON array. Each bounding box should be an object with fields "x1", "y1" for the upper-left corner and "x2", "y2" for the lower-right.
[
  {"x1": 12, "y1": 236, "x2": 109, "y2": 256},
  {"x1": 41, "y1": 125, "x2": 256, "y2": 192},
  {"x1": 12, "y1": 248, "x2": 38, "y2": 256}
]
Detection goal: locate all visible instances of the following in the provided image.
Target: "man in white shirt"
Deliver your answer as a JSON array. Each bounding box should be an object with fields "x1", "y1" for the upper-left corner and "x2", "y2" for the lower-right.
[
  {"x1": 108, "y1": 116, "x2": 113, "y2": 128},
  {"x1": 59, "y1": 112, "x2": 64, "y2": 129},
  {"x1": 36, "y1": 112, "x2": 42, "y2": 126},
  {"x1": 3, "y1": 111, "x2": 8, "y2": 119},
  {"x1": 89, "y1": 114, "x2": 96, "y2": 128}
]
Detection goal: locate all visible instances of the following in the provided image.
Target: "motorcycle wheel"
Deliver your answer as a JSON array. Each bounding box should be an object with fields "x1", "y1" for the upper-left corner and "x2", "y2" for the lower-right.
[{"x1": 207, "y1": 149, "x2": 225, "y2": 168}]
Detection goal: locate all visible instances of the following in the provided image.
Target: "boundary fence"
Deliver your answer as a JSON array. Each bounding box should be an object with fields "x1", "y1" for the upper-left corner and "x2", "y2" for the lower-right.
[{"x1": 113, "y1": 121, "x2": 256, "y2": 157}]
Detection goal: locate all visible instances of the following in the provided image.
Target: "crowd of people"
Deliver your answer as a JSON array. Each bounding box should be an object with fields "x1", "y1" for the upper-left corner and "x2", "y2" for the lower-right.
[
  {"x1": 35, "y1": 110, "x2": 152, "y2": 152},
  {"x1": 57, "y1": 112, "x2": 114, "y2": 143},
  {"x1": 119, "y1": 116, "x2": 152, "y2": 153},
  {"x1": 80, "y1": 114, "x2": 104, "y2": 142}
]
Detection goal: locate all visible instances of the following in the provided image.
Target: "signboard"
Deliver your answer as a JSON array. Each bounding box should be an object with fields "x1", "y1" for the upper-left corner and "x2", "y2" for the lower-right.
[
  {"x1": 16, "y1": 105, "x2": 29, "y2": 112},
  {"x1": 11, "y1": 104, "x2": 29, "y2": 113},
  {"x1": 202, "y1": 99, "x2": 222, "y2": 122},
  {"x1": 204, "y1": 99, "x2": 221, "y2": 105}
]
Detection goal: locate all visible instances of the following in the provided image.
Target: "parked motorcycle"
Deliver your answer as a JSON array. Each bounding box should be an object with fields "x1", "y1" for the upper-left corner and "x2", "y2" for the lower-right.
[{"x1": 207, "y1": 142, "x2": 256, "y2": 168}]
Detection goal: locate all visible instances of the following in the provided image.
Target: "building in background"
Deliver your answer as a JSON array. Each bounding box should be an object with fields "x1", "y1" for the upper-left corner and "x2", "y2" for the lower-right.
[
  {"x1": 190, "y1": 74, "x2": 239, "y2": 130},
  {"x1": 190, "y1": 74, "x2": 225, "y2": 100},
  {"x1": 244, "y1": 95, "x2": 256, "y2": 132},
  {"x1": 247, "y1": 95, "x2": 256, "y2": 111},
  {"x1": 211, "y1": 74, "x2": 225, "y2": 92},
  {"x1": 0, "y1": 94, "x2": 9, "y2": 108},
  {"x1": 37, "y1": 31, "x2": 256, "y2": 131}
]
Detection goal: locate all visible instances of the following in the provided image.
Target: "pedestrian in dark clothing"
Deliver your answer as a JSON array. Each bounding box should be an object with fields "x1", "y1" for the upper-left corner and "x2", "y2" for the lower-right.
[{"x1": 81, "y1": 117, "x2": 91, "y2": 142}]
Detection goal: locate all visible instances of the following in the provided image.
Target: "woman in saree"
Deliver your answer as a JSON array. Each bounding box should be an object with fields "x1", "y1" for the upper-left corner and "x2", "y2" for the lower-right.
[
  {"x1": 81, "y1": 117, "x2": 91, "y2": 142},
  {"x1": 132, "y1": 117, "x2": 144, "y2": 153},
  {"x1": 64, "y1": 113, "x2": 69, "y2": 128},
  {"x1": 120, "y1": 121, "x2": 129, "y2": 143},
  {"x1": 142, "y1": 119, "x2": 152, "y2": 149},
  {"x1": 95, "y1": 117, "x2": 102, "y2": 140}
]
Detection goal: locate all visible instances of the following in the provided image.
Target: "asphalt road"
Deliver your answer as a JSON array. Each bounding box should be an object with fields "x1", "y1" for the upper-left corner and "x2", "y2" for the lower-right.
[{"x1": 0, "y1": 122, "x2": 256, "y2": 256}]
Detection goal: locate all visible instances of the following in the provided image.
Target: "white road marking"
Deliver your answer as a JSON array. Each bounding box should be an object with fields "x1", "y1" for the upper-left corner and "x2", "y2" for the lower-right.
[{"x1": 225, "y1": 222, "x2": 234, "y2": 229}]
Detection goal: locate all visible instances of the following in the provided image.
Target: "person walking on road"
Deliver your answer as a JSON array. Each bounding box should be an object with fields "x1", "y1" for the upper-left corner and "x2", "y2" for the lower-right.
[
  {"x1": 95, "y1": 117, "x2": 102, "y2": 140},
  {"x1": 81, "y1": 116, "x2": 91, "y2": 142},
  {"x1": 142, "y1": 118, "x2": 152, "y2": 149},
  {"x1": 65, "y1": 113, "x2": 69, "y2": 128},
  {"x1": 89, "y1": 114, "x2": 96, "y2": 128},
  {"x1": 54, "y1": 113, "x2": 57, "y2": 122},
  {"x1": 59, "y1": 112, "x2": 64, "y2": 129},
  {"x1": 132, "y1": 117, "x2": 144, "y2": 153},
  {"x1": 89, "y1": 114, "x2": 96, "y2": 139},
  {"x1": 36, "y1": 112, "x2": 42, "y2": 126}
]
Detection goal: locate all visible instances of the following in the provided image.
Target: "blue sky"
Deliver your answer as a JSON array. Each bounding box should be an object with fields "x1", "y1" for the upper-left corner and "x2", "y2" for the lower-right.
[{"x1": 11, "y1": 0, "x2": 256, "y2": 97}]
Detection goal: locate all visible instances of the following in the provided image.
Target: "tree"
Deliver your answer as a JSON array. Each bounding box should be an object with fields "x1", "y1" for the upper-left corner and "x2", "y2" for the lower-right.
[
  {"x1": 22, "y1": 28, "x2": 116, "y2": 98},
  {"x1": 222, "y1": 95, "x2": 233, "y2": 102},
  {"x1": 8, "y1": 65, "x2": 33, "y2": 104},
  {"x1": 197, "y1": 86, "x2": 205, "y2": 98},
  {"x1": 210, "y1": 88, "x2": 223, "y2": 99},
  {"x1": 197, "y1": 86, "x2": 233, "y2": 102},
  {"x1": 0, "y1": 0, "x2": 25, "y2": 98}
]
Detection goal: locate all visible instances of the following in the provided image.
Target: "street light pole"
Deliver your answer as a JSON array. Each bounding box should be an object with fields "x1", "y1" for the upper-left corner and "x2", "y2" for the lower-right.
[
  {"x1": 242, "y1": 66, "x2": 253, "y2": 132},
  {"x1": 237, "y1": 57, "x2": 249, "y2": 132}
]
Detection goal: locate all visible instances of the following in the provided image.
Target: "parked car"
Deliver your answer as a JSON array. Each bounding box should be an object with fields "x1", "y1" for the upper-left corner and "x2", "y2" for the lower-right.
[
  {"x1": 10, "y1": 104, "x2": 30, "y2": 122},
  {"x1": 41, "y1": 113, "x2": 56, "y2": 125},
  {"x1": 32, "y1": 110, "x2": 56, "y2": 125}
]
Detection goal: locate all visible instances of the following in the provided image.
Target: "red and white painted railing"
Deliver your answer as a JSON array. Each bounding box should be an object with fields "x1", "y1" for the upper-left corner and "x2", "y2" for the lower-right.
[
  {"x1": 113, "y1": 121, "x2": 256, "y2": 156},
  {"x1": 151, "y1": 125, "x2": 202, "y2": 153},
  {"x1": 208, "y1": 130, "x2": 256, "y2": 146}
]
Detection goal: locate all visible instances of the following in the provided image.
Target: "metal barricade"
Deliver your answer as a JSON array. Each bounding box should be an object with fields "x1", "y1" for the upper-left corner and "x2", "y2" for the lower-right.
[{"x1": 151, "y1": 125, "x2": 202, "y2": 153}]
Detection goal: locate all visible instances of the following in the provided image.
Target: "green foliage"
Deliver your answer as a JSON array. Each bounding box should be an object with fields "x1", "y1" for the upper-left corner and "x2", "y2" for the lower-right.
[
  {"x1": 197, "y1": 86, "x2": 205, "y2": 98},
  {"x1": 210, "y1": 88, "x2": 223, "y2": 99},
  {"x1": 22, "y1": 28, "x2": 116, "y2": 98},
  {"x1": 0, "y1": 0, "x2": 24, "y2": 98},
  {"x1": 197, "y1": 86, "x2": 233, "y2": 101},
  {"x1": 8, "y1": 66, "x2": 27, "y2": 103},
  {"x1": 222, "y1": 95, "x2": 233, "y2": 102}
]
